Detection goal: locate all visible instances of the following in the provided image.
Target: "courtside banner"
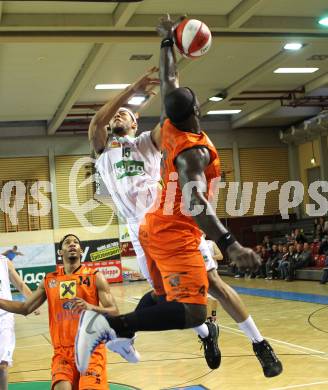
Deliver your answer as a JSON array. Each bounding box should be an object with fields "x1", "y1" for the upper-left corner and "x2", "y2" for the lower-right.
[
  {"x1": 13, "y1": 265, "x2": 56, "y2": 291},
  {"x1": 83, "y1": 259, "x2": 123, "y2": 283}
]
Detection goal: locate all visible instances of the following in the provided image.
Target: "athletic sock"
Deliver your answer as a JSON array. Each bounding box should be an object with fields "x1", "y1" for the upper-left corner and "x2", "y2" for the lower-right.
[
  {"x1": 193, "y1": 323, "x2": 209, "y2": 339},
  {"x1": 238, "y1": 315, "x2": 264, "y2": 343},
  {"x1": 107, "y1": 301, "x2": 186, "y2": 335},
  {"x1": 135, "y1": 291, "x2": 157, "y2": 311}
]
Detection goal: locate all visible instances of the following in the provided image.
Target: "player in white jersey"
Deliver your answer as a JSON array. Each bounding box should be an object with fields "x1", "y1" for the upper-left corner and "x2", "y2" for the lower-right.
[
  {"x1": 0, "y1": 255, "x2": 39, "y2": 389},
  {"x1": 90, "y1": 66, "x2": 282, "y2": 376}
]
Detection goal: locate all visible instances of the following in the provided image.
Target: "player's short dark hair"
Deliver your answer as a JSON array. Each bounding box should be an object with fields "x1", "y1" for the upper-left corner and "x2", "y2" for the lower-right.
[
  {"x1": 59, "y1": 234, "x2": 81, "y2": 249},
  {"x1": 164, "y1": 87, "x2": 196, "y2": 123}
]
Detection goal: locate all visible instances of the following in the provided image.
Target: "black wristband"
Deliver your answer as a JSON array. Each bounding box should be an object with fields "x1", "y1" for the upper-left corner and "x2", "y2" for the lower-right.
[
  {"x1": 216, "y1": 232, "x2": 236, "y2": 252},
  {"x1": 161, "y1": 37, "x2": 174, "y2": 48}
]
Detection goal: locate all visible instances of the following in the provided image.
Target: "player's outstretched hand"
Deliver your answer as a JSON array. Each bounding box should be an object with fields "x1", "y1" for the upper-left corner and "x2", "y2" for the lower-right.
[
  {"x1": 227, "y1": 242, "x2": 261, "y2": 272},
  {"x1": 132, "y1": 67, "x2": 160, "y2": 95},
  {"x1": 157, "y1": 14, "x2": 186, "y2": 38}
]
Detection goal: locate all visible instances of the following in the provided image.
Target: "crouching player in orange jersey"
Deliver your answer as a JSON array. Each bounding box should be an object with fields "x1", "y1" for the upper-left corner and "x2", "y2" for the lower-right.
[{"x1": 0, "y1": 234, "x2": 139, "y2": 390}]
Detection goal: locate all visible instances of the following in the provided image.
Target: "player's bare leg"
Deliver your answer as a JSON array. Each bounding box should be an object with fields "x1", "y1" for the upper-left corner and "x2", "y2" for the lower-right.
[
  {"x1": 54, "y1": 381, "x2": 72, "y2": 390},
  {"x1": 0, "y1": 362, "x2": 8, "y2": 390}
]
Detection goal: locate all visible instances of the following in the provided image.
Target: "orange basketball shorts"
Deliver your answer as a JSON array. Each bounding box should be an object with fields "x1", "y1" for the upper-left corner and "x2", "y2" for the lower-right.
[
  {"x1": 51, "y1": 345, "x2": 107, "y2": 390},
  {"x1": 139, "y1": 214, "x2": 208, "y2": 305}
]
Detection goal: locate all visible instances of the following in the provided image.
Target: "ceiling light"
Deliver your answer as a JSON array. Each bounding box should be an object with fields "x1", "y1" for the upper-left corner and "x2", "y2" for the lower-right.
[
  {"x1": 318, "y1": 16, "x2": 328, "y2": 26},
  {"x1": 207, "y1": 110, "x2": 241, "y2": 115},
  {"x1": 311, "y1": 141, "x2": 316, "y2": 165},
  {"x1": 95, "y1": 84, "x2": 130, "y2": 90},
  {"x1": 209, "y1": 96, "x2": 224, "y2": 102},
  {"x1": 128, "y1": 96, "x2": 146, "y2": 105},
  {"x1": 284, "y1": 43, "x2": 303, "y2": 51},
  {"x1": 209, "y1": 91, "x2": 227, "y2": 102},
  {"x1": 274, "y1": 68, "x2": 319, "y2": 74}
]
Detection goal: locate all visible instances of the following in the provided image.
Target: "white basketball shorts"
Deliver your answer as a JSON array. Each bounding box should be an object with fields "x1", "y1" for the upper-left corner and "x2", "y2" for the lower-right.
[{"x1": 0, "y1": 314, "x2": 15, "y2": 366}]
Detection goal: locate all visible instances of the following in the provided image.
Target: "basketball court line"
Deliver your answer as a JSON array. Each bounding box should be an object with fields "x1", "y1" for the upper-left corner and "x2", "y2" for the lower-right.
[
  {"x1": 269, "y1": 380, "x2": 328, "y2": 390},
  {"x1": 231, "y1": 286, "x2": 328, "y2": 305},
  {"x1": 220, "y1": 325, "x2": 328, "y2": 361},
  {"x1": 121, "y1": 295, "x2": 328, "y2": 362},
  {"x1": 15, "y1": 343, "x2": 49, "y2": 349}
]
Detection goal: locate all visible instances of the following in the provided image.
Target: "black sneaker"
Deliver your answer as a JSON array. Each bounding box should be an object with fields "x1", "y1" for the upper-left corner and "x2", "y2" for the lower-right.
[
  {"x1": 253, "y1": 339, "x2": 283, "y2": 377},
  {"x1": 199, "y1": 320, "x2": 221, "y2": 370}
]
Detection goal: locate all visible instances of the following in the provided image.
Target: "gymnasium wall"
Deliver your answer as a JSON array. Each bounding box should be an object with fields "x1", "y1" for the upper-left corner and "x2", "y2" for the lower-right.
[
  {"x1": 298, "y1": 140, "x2": 320, "y2": 212},
  {"x1": 0, "y1": 121, "x2": 290, "y2": 230}
]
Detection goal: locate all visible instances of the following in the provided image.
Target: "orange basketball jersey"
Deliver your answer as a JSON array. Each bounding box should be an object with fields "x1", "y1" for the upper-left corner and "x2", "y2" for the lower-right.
[
  {"x1": 152, "y1": 118, "x2": 221, "y2": 234},
  {"x1": 44, "y1": 265, "x2": 99, "y2": 349}
]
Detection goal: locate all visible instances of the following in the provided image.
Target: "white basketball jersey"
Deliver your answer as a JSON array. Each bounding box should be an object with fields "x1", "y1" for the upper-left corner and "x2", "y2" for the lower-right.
[
  {"x1": 95, "y1": 131, "x2": 161, "y2": 221},
  {"x1": 0, "y1": 255, "x2": 14, "y2": 319}
]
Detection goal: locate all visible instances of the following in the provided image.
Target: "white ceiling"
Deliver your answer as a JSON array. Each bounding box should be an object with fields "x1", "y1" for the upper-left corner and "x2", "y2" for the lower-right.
[{"x1": 0, "y1": 0, "x2": 327, "y2": 135}]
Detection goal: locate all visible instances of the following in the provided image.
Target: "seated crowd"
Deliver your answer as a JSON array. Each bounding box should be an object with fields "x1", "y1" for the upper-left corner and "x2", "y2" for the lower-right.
[{"x1": 233, "y1": 219, "x2": 328, "y2": 284}]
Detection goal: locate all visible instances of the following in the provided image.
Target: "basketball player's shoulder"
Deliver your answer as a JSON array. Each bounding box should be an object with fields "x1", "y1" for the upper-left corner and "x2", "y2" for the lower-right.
[
  {"x1": 45, "y1": 270, "x2": 59, "y2": 280},
  {"x1": 79, "y1": 265, "x2": 98, "y2": 276},
  {"x1": 135, "y1": 130, "x2": 151, "y2": 143}
]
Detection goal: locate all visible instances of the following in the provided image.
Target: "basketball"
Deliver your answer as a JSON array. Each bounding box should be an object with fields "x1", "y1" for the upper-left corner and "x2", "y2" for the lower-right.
[{"x1": 174, "y1": 18, "x2": 212, "y2": 58}]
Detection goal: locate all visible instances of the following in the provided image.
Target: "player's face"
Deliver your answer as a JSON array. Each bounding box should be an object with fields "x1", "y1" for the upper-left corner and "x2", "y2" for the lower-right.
[
  {"x1": 61, "y1": 236, "x2": 82, "y2": 262},
  {"x1": 109, "y1": 110, "x2": 134, "y2": 136}
]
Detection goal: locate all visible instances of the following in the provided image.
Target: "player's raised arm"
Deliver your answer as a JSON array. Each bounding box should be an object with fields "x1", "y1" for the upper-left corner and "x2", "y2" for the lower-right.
[
  {"x1": 157, "y1": 15, "x2": 180, "y2": 127},
  {"x1": 0, "y1": 278, "x2": 47, "y2": 316},
  {"x1": 89, "y1": 68, "x2": 159, "y2": 155},
  {"x1": 175, "y1": 147, "x2": 261, "y2": 272}
]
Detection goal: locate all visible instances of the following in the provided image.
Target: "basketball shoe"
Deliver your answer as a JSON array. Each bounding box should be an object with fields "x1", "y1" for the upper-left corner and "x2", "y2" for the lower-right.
[
  {"x1": 199, "y1": 320, "x2": 221, "y2": 369},
  {"x1": 253, "y1": 339, "x2": 283, "y2": 377},
  {"x1": 75, "y1": 310, "x2": 140, "y2": 373}
]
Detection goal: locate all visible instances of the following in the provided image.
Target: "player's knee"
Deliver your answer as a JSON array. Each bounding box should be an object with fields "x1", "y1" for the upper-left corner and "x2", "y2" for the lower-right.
[{"x1": 183, "y1": 303, "x2": 207, "y2": 327}]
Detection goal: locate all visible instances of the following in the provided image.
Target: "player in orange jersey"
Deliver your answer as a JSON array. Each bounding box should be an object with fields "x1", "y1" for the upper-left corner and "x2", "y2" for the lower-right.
[
  {"x1": 0, "y1": 234, "x2": 139, "y2": 390},
  {"x1": 75, "y1": 16, "x2": 266, "y2": 375}
]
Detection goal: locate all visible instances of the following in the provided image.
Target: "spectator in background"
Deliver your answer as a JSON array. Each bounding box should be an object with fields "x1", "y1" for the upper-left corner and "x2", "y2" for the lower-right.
[
  {"x1": 319, "y1": 236, "x2": 328, "y2": 256},
  {"x1": 262, "y1": 235, "x2": 272, "y2": 251},
  {"x1": 279, "y1": 243, "x2": 295, "y2": 281},
  {"x1": 295, "y1": 242, "x2": 313, "y2": 269},
  {"x1": 294, "y1": 228, "x2": 307, "y2": 244},
  {"x1": 324, "y1": 219, "x2": 328, "y2": 235},
  {"x1": 256, "y1": 247, "x2": 269, "y2": 278},
  {"x1": 265, "y1": 244, "x2": 283, "y2": 280},
  {"x1": 1, "y1": 246, "x2": 24, "y2": 262},
  {"x1": 319, "y1": 256, "x2": 328, "y2": 284},
  {"x1": 314, "y1": 217, "x2": 326, "y2": 241}
]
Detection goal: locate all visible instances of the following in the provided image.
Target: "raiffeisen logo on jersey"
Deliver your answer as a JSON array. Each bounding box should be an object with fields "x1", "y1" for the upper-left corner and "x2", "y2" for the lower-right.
[{"x1": 114, "y1": 160, "x2": 145, "y2": 179}]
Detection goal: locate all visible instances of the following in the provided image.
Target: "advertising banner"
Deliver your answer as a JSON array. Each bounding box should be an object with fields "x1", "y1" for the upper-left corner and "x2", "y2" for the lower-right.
[
  {"x1": 83, "y1": 260, "x2": 123, "y2": 283},
  {"x1": 14, "y1": 265, "x2": 56, "y2": 290},
  {"x1": 55, "y1": 238, "x2": 122, "y2": 284},
  {"x1": 55, "y1": 238, "x2": 121, "y2": 265},
  {"x1": 0, "y1": 243, "x2": 56, "y2": 269}
]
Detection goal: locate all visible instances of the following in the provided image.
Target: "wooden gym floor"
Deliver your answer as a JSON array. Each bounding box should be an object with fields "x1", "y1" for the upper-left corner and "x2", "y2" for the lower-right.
[{"x1": 9, "y1": 276, "x2": 328, "y2": 390}]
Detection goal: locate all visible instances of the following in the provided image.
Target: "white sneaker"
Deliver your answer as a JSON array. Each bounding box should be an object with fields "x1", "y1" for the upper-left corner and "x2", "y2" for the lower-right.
[
  {"x1": 106, "y1": 336, "x2": 140, "y2": 363},
  {"x1": 75, "y1": 310, "x2": 116, "y2": 373}
]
